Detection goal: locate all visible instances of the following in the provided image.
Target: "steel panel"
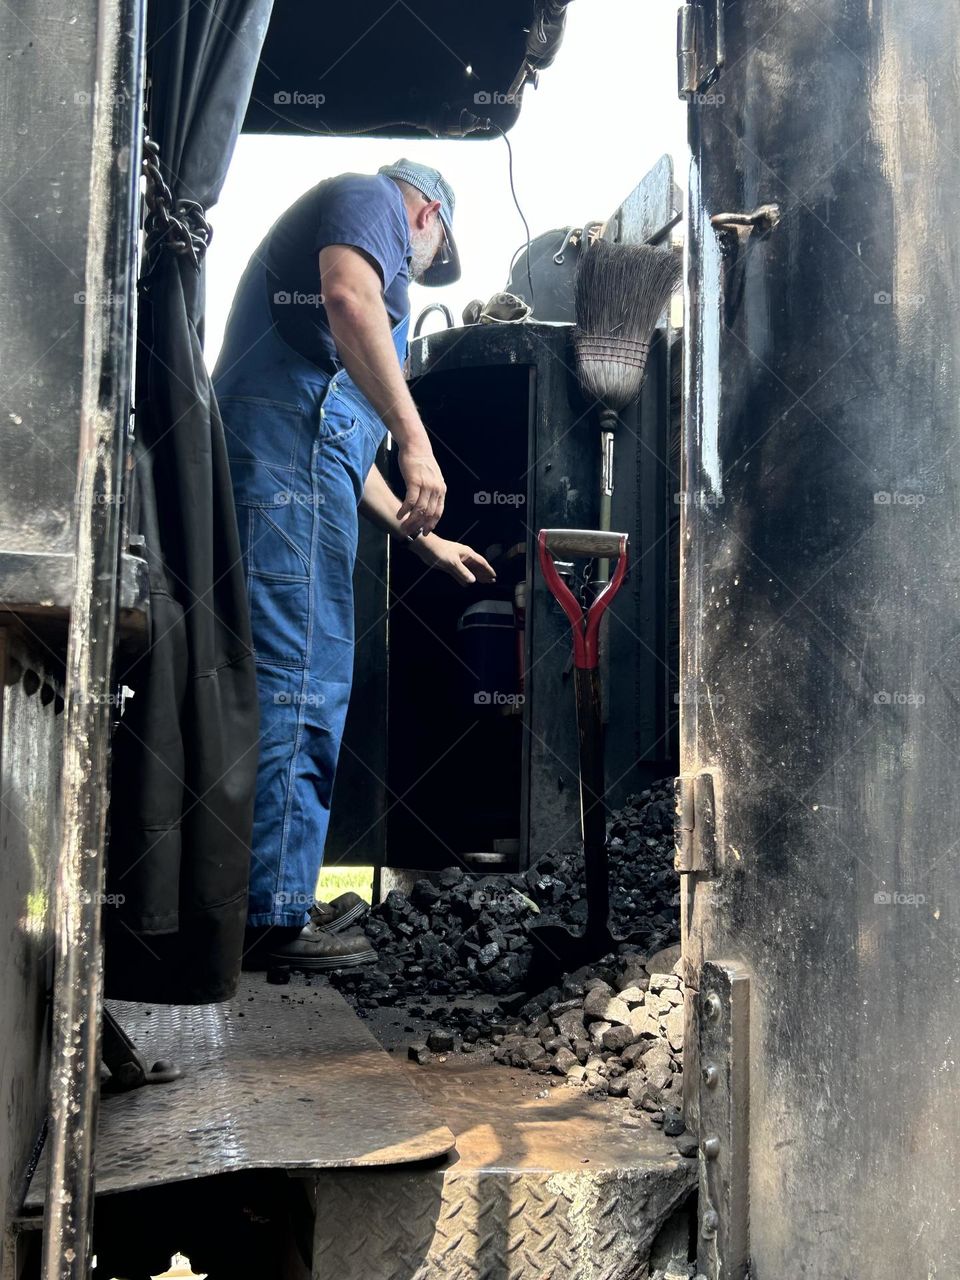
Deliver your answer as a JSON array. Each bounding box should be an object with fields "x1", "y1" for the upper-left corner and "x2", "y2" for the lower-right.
[
  {"x1": 25, "y1": 980, "x2": 455, "y2": 1209},
  {"x1": 313, "y1": 1057, "x2": 695, "y2": 1280},
  {"x1": 683, "y1": 1, "x2": 960, "y2": 1274},
  {"x1": 0, "y1": 0, "x2": 147, "y2": 624},
  {"x1": 0, "y1": 632, "x2": 60, "y2": 1275}
]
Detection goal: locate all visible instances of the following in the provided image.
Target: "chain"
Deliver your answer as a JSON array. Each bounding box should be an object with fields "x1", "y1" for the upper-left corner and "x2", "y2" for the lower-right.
[
  {"x1": 141, "y1": 135, "x2": 212, "y2": 269},
  {"x1": 577, "y1": 558, "x2": 595, "y2": 610}
]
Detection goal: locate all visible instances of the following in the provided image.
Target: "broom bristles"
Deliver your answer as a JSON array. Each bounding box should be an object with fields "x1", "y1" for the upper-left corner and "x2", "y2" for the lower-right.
[{"x1": 573, "y1": 240, "x2": 682, "y2": 412}]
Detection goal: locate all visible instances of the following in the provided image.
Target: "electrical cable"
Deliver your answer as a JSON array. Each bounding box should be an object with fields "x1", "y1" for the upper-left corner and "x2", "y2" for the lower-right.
[{"x1": 492, "y1": 122, "x2": 535, "y2": 309}]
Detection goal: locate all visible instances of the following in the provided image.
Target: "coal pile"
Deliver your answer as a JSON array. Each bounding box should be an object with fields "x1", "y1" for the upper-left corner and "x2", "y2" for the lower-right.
[
  {"x1": 331, "y1": 779, "x2": 679, "y2": 1009},
  {"x1": 486, "y1": 943, "x2": 690, "y2": 1130}
]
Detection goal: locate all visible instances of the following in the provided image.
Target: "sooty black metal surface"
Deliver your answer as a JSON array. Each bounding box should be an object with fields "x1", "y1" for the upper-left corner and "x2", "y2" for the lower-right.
[
  {"x1": 24, "y1": 980, "x2": 455, "y2": 1209},
  {"x1": 243, "y1": 1, "x2": 557, "y2": 138},
  {"x1": 682, "y1": 0, "x2": 960, "y2": 1275}
]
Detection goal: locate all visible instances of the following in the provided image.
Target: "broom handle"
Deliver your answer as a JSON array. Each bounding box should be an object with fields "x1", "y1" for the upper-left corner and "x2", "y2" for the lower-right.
[{"x1": 597, "y1": 408, "x2": 618, "y2": 584}]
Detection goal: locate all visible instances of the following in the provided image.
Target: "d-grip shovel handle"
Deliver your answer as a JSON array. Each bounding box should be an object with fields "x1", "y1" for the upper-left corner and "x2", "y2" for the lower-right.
[
  {"x1": 537, "y1": 529, "x2": 629, "y2": 669},
  {"x1": 538, "y1": 528, "x2": 629, "y2": 938},
  {"x1": 540, "y1": 528, "x2": 625, "y2": 559}
]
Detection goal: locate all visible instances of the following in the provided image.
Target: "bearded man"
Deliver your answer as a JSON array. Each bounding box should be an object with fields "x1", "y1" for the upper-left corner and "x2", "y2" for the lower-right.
[{"x1": 213, "y1": 159, "x2": 494, "y2": 970}]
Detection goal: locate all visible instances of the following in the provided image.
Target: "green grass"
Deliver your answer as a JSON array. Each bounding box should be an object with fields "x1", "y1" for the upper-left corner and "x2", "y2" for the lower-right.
[{"x1": 316, "y1": 864, "x2": 374, "y2": 904}]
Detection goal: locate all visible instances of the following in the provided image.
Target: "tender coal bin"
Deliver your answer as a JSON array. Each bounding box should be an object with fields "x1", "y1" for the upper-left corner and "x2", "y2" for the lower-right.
[{"x1": 330, "y1": 781, "x2": 687, "y2": 1130}]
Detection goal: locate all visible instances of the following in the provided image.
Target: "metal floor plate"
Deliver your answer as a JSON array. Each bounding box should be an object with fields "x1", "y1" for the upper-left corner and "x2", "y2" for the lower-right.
[
  {"x1": 25, "y1": 979, "x2": 455, "y2": 1208},
  {"x1": 313, "y1": 1058, "x2": 697, "y2": 1280}
]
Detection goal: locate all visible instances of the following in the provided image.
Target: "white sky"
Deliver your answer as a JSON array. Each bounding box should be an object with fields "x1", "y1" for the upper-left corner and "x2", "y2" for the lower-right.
[{"x1": 204, "y1": 0, "x2": 687, "y2": 367}]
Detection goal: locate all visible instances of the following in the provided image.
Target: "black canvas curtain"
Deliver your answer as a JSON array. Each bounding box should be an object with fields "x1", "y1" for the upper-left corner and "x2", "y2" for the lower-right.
[{"x1": 105, "y1": 0, "x2": 273, "y2": 1003}]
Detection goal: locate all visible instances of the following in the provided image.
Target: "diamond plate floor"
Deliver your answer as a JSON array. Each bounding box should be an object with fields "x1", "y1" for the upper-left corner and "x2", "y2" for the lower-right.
[
  {"x1": 25, "y1": 979, "x2": 455, "y2": 1209},
  {"x1": 312, "y1": 1057, "x2": 697, "y2": 1280}
]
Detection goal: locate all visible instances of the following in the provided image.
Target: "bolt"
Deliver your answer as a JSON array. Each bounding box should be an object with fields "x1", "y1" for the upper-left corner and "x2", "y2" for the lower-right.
[
  {"x1": 703, "y1": 992, "x2": 722, "y2": 1021},
  {"x1": 701, "y1": 1208, "x2": 719, "y2": 1239},
  {"x1": 702, "y1": 1136, "x2": 721, "y2": 1160},
  {"x1": 702, "y1": 1062, "x2": 719, "y2": 1088}
]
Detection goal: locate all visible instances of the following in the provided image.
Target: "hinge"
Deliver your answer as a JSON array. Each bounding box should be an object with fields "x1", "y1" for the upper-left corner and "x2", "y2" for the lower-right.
[
  {"x1": 674, "y1": 771, "x2": 718, "y2": 874},
  {"x1": 677, "y1": 0, "x2": 726, "y2": 99},
  {"x1": 697, "y1": 961, "x2": 750, "y2": 1280}
]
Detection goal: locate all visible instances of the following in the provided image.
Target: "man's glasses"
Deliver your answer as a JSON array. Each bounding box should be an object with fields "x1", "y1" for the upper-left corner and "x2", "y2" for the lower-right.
[
  {"x1": 437, "y1": 220, "x2": 452, "y2": 266},
  {"x1": 422, "y1": 193, "x2": 452, "y2": 265}
]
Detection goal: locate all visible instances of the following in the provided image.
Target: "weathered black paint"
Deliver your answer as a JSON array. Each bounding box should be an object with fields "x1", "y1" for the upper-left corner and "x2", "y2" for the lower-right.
[
  {"x1": 40, "y1": 0, "x2": 144, "y2": 1272},
  {"x1": 683, "y1": 1, "x2": 960, "y2": 1274}
]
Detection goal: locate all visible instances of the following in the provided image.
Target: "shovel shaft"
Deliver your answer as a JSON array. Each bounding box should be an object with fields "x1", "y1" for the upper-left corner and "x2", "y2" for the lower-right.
[
  {"x1": 575, "y1": 665, "x2": 609, "y2": 934},
  {"x1": 538, "y1": 527, "x2": 630, "y2": 944}
]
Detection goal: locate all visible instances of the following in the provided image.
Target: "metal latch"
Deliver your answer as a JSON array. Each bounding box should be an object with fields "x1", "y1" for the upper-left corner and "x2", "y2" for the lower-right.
[
  {"x1": 674, "y1": 771, "x2": 718, "y2": 874},
  {"x1": 677, "y1": 0, "x2": 726, "y2": 98},
  {"x1": 697, "y1": 961, "x2": 750, "y2": 1280}
]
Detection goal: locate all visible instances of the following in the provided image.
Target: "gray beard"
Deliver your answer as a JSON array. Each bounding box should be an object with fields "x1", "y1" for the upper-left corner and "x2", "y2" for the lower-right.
[{"x1": 409, "y1": 224, "x2": 442, "y2": 282}]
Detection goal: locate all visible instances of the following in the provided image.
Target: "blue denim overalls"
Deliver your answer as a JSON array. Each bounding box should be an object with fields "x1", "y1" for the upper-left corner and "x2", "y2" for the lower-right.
[{"x1": 213, "y1": 257, "x2": 408, "y2": 926}]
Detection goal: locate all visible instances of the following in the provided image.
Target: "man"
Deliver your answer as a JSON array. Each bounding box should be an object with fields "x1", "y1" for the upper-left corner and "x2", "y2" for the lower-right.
[{"x1": 213, "y1": 159, "x2": 495, "y2": 970}]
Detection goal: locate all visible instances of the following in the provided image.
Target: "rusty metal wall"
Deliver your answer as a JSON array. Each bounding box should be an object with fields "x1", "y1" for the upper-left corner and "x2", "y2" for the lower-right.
[
  {"x1": 0, "y1": 631, "x2": 61, "y2": 1276},
  {"x1": 681, "y1": 1, "x2": 960, "y2": 1275}
]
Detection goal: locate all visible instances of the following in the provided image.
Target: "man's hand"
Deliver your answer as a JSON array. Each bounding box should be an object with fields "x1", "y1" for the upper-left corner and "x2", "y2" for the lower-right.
[
  {"x1": 412, "y1": 533, "x2": 496, "y2": 586},
  {"x1": 396, "y1": 439, "x2": 446, "y2": 535}
]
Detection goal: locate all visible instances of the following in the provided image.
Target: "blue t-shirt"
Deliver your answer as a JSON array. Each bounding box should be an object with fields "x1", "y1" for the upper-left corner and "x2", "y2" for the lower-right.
[{"x1": 264, "y1": 172, "x2": 412, "y2": 369}]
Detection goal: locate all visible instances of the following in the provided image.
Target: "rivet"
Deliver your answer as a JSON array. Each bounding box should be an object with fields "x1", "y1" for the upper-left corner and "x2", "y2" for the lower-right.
[
  {"x1": 702, "y1": 1063, "x2": 719, "y2": 1088},
  {"x1": 703, "y1": 992, "x2": 722, "y2": 1021},
  {"x1": 701, "y1": 1208, "x2": 719, "y2": 1239},
  {"x1": 702, "y1": 1136, "x2": 721, "y2": 1160}
]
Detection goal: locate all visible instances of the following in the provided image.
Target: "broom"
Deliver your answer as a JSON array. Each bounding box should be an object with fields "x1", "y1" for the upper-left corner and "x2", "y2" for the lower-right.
[{"x1": 573, "y1": 240, "x2": 682, "y2": 581}]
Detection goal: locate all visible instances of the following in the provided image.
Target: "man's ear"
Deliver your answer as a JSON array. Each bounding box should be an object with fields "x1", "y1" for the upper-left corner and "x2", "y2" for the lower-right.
[{"x1": 416, "y1": 199, "x2": 441, "y2": 232}]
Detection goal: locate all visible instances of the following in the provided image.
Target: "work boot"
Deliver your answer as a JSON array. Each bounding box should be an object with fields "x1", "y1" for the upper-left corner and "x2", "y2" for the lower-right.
[
  {"x1": 308, "y1": 891, "x2": 369, "y2": 934},
  {"x1": 242, "y1": 925, "x2": 302, "y2": 971},
  {"x1": 269, "y1": 919, "x2": 376, "y2": 971}
]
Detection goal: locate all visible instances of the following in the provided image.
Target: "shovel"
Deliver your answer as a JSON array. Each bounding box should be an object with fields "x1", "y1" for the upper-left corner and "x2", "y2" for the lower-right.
[{"x1": 525, "y1": 528, "x2": 646, "y2": 990}]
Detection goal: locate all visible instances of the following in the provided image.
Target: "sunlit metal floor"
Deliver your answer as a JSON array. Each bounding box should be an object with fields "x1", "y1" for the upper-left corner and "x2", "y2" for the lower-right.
[
  {"x1": 25, "y1": 979, "x2": 455, "y2": 1208},
  {"x1": 25, "y1": 977, "x2": 696, "y2": 1278},
  {"x1": 312, "y1": 1053, "x2": 696, "y2": 1280}
]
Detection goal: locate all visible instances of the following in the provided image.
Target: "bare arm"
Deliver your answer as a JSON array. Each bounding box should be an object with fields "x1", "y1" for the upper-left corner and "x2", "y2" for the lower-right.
[
  {"x1": 360, "y1": 464, "x2": 496, "y2": 587},
  {"x1": 319, "y1": 244, "x2": 445, "y2": 534},
  {"x1": 359, "y1": 463, "x2": 411, "y2": 538}
]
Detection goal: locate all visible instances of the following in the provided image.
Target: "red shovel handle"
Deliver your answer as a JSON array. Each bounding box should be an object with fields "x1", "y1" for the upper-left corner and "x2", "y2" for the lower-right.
[{"x1": 537, "y1": 529, "x2": 629, "y2": 669}]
